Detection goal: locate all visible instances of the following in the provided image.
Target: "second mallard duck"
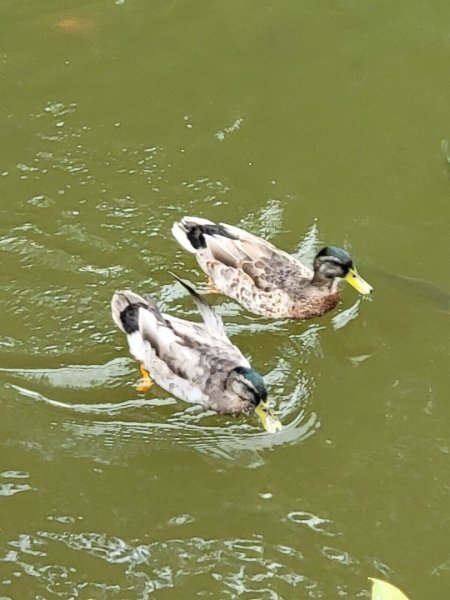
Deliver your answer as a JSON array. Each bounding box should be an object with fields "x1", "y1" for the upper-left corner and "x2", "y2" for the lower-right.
[
  {"x1": 111, "y1": 276, "x2": 281, "y2": 432},
  {"x1": 172, "y1": 217, "x2": 373, "y2": 319}
]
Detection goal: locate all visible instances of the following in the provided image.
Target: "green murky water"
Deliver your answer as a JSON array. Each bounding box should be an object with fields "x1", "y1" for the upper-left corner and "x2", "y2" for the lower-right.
[{"x1": 1, "y1": 1, "x2": 449, "y2": 598}]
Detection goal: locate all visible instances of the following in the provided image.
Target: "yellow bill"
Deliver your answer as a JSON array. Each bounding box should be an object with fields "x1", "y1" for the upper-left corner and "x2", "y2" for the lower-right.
[
  {"x1": 345, "y1": 268, "x2": 373, "y2": 295},
  {"x1": 255, "y1": 402, "x2": 282, "y2": 433}
]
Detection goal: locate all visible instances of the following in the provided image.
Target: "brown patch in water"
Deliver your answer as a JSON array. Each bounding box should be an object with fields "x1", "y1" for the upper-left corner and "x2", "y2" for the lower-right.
[{"x1": 55, "y1": 18, "x2": 95, "y2": 33}]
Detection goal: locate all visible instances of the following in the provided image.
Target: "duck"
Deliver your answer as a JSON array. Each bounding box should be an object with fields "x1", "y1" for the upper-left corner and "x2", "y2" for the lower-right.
[
  {"x1": 172, "y1": 217, "x2": 373, "y2": 319},
  {"x1": 111, "y1": 275, "x2": 281, "y2": 432}
]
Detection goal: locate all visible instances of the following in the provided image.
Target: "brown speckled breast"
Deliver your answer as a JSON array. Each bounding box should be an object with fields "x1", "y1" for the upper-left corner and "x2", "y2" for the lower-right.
[{"x1": 288, "y1": 291, "x2": 340, "y2": 319}]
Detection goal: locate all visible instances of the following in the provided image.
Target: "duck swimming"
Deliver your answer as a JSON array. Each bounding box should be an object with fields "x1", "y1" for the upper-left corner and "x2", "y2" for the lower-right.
[
  {"x1": 111, "y1": 276, "x2": 281, "y2": 432},
  {"x1": 172, "y1": 217, "x2": 373, "y2": 319}
]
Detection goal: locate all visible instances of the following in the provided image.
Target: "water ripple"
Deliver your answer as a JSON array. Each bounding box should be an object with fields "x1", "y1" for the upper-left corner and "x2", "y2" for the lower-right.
[
  {"x1": 285, "y1": 511, "x2": 339, "y2": 537},
  {"x1": 2, "y1": 532, "x2": 340, "y2": 599},
  {"x1": 2, "y1": 342, "x2": 317, "y2": 463},
  {"x1": 0, "y1": 528, "x2": 377, "y2": 598}
]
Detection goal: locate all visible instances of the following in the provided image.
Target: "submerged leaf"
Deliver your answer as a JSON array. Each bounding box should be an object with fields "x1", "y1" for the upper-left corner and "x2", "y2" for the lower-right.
[{"x1": 370, "y1": 578, "x2": 411, "y2": 600}]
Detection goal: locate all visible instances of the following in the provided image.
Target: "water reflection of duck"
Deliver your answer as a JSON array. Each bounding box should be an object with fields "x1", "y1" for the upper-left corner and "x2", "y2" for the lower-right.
[
  {"x1": 381, "y1": 271, "x2": 450, "y2": 313},
  {"x1": 172, "y1": 217, "x2": 373, "y2": 319},
  {"x1": 111, "y1": 276, "x2": 281, "y2": 432}
]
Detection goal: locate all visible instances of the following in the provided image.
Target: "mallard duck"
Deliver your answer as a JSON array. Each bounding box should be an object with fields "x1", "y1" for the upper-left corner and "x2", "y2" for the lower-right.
[
  {"x1": 111, "y1": 276, "x2": 281, "y2": 432},
  {"x1": 172, "y1": 217, "x2": 373, "y2": 319}
]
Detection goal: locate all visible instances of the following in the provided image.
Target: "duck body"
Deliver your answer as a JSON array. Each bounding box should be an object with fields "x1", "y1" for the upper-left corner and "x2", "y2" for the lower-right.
[
  {"x1": 172, "y1": 217, "x2": 372, "y2": 319},
  {"x1": 111, "y1": 278, "x2": 272, "y2": 418}
]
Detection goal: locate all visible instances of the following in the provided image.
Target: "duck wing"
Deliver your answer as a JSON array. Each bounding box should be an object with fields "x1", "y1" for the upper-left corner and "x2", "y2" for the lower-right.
[
  {"x1": 173, "y1": 217, "x2": 313, "y2": 293},
  {"x1": 217, "y1": 222, "x2": 313, "y2": 280},
  {"x1": 138, "y1": 305, "x2": 249, "y2": 407},
  {"x1": 203, "y1": 231, "x2": 313, "y2": 299},
  {"x1": 170, "y1": 272, "x2": 228, "y2": 341}
]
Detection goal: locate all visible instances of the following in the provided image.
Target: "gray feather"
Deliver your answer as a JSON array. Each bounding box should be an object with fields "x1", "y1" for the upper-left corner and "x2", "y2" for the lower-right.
[{"x1": 169, "y1": 272, "x2": 228, "y2": 341}]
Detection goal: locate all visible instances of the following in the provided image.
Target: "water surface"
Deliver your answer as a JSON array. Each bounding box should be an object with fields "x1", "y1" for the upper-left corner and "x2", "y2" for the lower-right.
[{"x1": 1, "y1": 1, "x2": 449, "y2": 598}]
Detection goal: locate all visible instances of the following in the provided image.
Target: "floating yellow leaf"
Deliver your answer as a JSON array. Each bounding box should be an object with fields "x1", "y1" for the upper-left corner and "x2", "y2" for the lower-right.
[{"x1": 370, "y1": 578, "x2": 411, "y2": 600}]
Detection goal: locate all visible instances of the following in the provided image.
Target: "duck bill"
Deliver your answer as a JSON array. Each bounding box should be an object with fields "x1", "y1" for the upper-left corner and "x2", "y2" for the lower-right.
[
  {"x1": 345, "y1": 268, "x2": 373, "y2": 295},
  {"x1": 255, "y1": 402, "x2": 282, "y2": 433}
]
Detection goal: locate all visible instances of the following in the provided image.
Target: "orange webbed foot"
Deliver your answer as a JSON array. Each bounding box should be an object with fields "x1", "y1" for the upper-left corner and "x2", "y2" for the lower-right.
[
  {"x1": 136, "y1": 364, "x2": 154, "y2": 393},
  {"x1": 206, "y1": 276, "x2": 220, "y2": 294}
]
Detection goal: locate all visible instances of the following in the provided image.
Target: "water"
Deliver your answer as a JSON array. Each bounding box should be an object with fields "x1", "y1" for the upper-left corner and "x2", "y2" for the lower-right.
[{"x1": 1, "y1": 1, "x2": 449, "y2": 598}]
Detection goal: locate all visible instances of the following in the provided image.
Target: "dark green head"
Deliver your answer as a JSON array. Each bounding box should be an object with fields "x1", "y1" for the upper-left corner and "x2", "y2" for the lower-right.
[
  {"x1": 314, "y1": 246, "x2": 353, "y2": 280},
  {"x1": 227, "y1": 366, "x2": 267, "y2": 408},
  {"x1": 226, "y1": 366, "x2": 282, "y2": 432},
  {"x1": 313, "y1": 246, "x2": 373, "y2": 294}
]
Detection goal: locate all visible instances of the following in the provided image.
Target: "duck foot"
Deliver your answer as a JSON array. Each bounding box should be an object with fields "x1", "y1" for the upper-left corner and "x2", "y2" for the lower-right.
[
  {"x1": 206, "y1": 276, "x2": 220, "y2": 294},
  {"x1": 136, "y1": 364, "x2": 154, "y2": 393}
]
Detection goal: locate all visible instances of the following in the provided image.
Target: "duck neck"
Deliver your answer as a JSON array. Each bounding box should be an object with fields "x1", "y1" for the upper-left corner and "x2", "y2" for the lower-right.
[{"x1": 311, "y1": 272, "x2": 337, "y2": 291}]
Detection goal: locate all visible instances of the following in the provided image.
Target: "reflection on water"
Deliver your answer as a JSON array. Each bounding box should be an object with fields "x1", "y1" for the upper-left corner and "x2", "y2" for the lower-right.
[
  {"x1": 332, "y1": 299, "x2": 362, "y2": 330},
  {"x1": 1, "y1": 358, "x2": 133, "y2": 390},
  {"x1": 2, "y1": 530, "x2": 372, "y2": 599},
  {"x1": 239, "y1": 198, "x2": 285, "y2": 242},
  {"x1": 0, "y1": 470, "x2": 33, "y2": 498},
  {"x1": 3, "y1": 355, "x2": 317, "y2": 464},
  {"x1": 381, "y1": 271, "x2": 450, "y2": 313},
  {"x1": 285, "y1": 511, "x2": 338, "y2": 537}
]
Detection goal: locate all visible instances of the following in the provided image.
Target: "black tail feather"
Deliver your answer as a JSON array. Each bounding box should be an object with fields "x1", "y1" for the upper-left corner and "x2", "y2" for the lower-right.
[{"x1": 183, "y1": 222, "x2": 238, "y2": 250}]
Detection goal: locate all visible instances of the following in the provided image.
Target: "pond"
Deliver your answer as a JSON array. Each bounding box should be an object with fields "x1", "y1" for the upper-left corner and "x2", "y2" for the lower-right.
[{"x1": 1, "y1": 1, "x2": 449, "y2": 598}]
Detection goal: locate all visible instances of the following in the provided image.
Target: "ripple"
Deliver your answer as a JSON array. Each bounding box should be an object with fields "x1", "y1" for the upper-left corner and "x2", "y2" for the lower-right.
[
  {"x1": 0, "y1": 232, "x2": 84, "y2": 272},
  {"x1": 1, "y1": 530, "x2": 376, "y2": 598},
  {"x1": 167, "y1": 513, "x2": 195, "y2": 527},
  {"x1": 332, "y1": 299, "x2": 362, "y2": 330},
  {"x1": 181, "y1": 176, "x2": 230, "y2": 196},
  {"x1": 3, "y1": 368, "x2": 316, "y2": 465},
  {"x1": 3, "y1": 532, "x2": 331, "y2": 599},
  {"x1": 289, "y1": 324, "x2": 325, "y2": 362},
  {"x1": 1, "y1": 358, "x2": 133, "y2": 390},
  {"x1": 293, "y1": 219, "x2": 321, "y2": 264},
  {"x1": 0, "y1": 470, "x2": 30, "y2": 479},
  {"x1": 59, "y1": 399, "x2": 318, "y2": 464},
  {"x1": 214, "y1": 117, "x2": 244, "y2": 141},
  {"x1": 285, "y1": 511, "x2": 339, "y2": 536},
  {"x1": 0, "y1": 482, "x2": 33, "y2": 497},
  {"x1": 321, "y1": 545, "x2": 355, "y2": 565},
  {"x1": 0, "y1": 471, "x2": 33, "y2": 497},
  {"x1": 238, "y1": 198, "x2": 284, "y2": 242}
]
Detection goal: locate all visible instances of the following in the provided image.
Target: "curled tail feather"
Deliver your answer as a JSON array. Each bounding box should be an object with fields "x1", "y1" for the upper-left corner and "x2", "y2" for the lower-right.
[
  {"x1": 172, "y1": 217, "x2": 238, "y2": 253},
  {"x1": 111, "y1": 290, "x2": 163, "y2": 334}
]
